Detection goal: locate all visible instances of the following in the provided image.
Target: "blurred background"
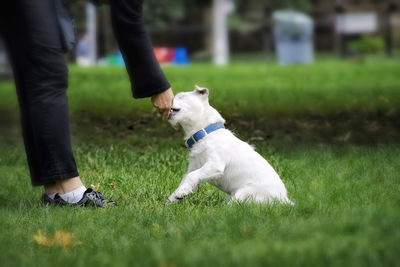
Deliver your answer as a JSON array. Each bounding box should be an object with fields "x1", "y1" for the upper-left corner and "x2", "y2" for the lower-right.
[{"x1": 2, "y1": 0, "x2": 400, "y2": 73}]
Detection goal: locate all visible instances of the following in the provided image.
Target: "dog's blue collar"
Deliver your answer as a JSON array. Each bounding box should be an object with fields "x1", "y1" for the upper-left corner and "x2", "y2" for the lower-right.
[{"x1": 186, "y1": 122, "x2": 225, "y2": 148}]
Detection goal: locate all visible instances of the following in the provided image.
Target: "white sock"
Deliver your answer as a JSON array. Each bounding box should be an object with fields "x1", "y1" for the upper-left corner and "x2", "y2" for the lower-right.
[
  {"x1": 47, "y1": 193, "x2": 57, "y2": 200},
  {"x1": 59, "y1": 186, "x2": 87, "y2": 204}
]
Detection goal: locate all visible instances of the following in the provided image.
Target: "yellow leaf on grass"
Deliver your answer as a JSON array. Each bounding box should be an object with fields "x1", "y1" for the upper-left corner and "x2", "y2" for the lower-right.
[
  {"x1": 33, "y1": 229, "x2": 74, "y2": 248},
  {"x1": 52, "y1": 230, "x2": 73, "y2": 248},
  {"x1": 33, "y1": 229, "x2": 51, "y2": 246},
  {"x1": 91, "y1": 183, "x2": 100, "y2": 191}
]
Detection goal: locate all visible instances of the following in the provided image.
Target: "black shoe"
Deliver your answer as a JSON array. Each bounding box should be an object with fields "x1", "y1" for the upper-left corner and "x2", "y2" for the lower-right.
[
  {"x1": 76, "y1": 187, "x2": 116, "y2": 207},
  {"x1": 42, "y1": 187, "x2": 116, "y2": 207},
  {"x1": 42, "y1": 193, "x2": 69, "y2": 206}
]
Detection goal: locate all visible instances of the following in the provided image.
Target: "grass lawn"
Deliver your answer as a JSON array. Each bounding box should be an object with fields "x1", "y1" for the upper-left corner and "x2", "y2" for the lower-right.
[{"x1": 0, "y1": 59, "x2": 399, "y2": 266}]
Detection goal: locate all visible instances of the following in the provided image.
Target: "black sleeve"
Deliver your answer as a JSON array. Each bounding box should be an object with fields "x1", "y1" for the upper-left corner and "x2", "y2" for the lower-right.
[{"x1": 110, "y1": 0, "x2": 170, "y2": 98}]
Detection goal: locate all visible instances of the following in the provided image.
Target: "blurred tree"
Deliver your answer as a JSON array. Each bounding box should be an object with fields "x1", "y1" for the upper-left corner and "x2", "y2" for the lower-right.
[
  {"x1": 70, "y1": 0, "x2": 320, "y2": 32},
  {"x1": 143, "y1": 0, "x2": 185, "y2": 29},
  {"x1": 348, "y1": 35, "x2": 385, "y2": 55},
  {"x1": 143, "y1": 0, "x2": 211, "y2": 29},
  {"x1": 229, "y1": 0, "x2": 329, "y2": 33}
]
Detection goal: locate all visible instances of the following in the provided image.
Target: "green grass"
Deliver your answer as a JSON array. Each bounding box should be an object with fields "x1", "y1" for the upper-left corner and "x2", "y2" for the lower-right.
[{"x1": 0, "y1": 59, "x2": 399, "y2": 266}]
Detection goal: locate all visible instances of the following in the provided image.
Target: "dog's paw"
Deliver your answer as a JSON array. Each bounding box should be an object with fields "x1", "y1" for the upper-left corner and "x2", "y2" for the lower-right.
[
  {"x1": 167, "y1": 183, "x2": 193, "y2": 204},
  {"x1": 173, "y1": 184, "x2": 193, "y2": 199},
  {"x1": 166, "y1": 195, "x2": 184, "y2": 205},
  {"x1": 168, "y1": 194, "x2": 178, "y2": 202},
  {"x1": 168, "y1": 192, "x2": 184, "y2": 201}
]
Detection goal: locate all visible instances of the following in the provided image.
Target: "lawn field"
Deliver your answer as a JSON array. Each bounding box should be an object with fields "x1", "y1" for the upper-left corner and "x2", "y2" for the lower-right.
[{"x1": 0, "y1": 59, "x2": 399, "y2": 266}]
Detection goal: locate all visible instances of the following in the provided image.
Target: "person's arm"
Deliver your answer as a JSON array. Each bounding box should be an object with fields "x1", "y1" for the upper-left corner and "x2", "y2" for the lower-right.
[{"x1": 110, "y1": 0, "x2": 170, "y2": 99}]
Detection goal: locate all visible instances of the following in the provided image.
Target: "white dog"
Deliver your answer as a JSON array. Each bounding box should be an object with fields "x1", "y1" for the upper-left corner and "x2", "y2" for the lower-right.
[{"x1": 168, "y1": 85, "x2": 293, "y2": 204}]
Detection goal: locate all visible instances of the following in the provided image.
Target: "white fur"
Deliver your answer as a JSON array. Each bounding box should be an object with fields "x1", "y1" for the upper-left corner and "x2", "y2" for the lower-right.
[{"x1": 168, "y1": 85, "x2": 293, "y2": 204}]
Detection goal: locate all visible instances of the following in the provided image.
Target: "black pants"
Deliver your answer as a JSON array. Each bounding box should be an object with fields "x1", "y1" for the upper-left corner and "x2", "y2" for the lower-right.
[
  {"x1": 0, "y1": 0, "x2": 78, "y2": 186},
  {"x1": 0, "y1": 0, "x2": 170, "y2": 186}
]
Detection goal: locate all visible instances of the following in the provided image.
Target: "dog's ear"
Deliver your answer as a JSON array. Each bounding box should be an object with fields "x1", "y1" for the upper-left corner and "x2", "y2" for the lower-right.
[{"x1": 194, "y1": 85, "x2": 209, "y2": 97}]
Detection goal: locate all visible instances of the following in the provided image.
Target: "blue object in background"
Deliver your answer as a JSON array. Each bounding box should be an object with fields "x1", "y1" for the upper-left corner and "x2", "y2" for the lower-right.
[
  {"x1": 117, "y1": 51, "x2": 125, "y2": 66},
  {"x1": 174, "y1": 47, "x2": 190, "y2": 65}
]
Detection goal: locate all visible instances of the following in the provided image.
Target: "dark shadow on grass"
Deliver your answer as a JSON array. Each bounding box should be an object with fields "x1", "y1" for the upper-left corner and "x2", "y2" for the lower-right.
[
  {"x1": 1, "y1": 109, "x2": 399, "y2": 145},
  {"x1": 226, "y1": 110, "x2": 400, "y2": 145}
]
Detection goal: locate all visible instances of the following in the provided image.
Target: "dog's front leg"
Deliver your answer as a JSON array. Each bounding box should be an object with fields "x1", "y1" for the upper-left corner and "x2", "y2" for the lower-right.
[{"x1": 168, "y1": 161, "x2": 224, "y2": 202}]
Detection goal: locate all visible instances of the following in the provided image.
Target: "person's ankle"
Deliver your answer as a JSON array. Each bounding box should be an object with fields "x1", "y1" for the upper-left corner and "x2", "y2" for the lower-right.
[
  {"x1": 44, "y1": 176, "x2": 84, "y2": 195},
  {"x1": 56, "y1": 176, "x2": 84, "y2": 194},
  {"x1": 44, "y1": 183, "x2": 58, "y2": 195}
]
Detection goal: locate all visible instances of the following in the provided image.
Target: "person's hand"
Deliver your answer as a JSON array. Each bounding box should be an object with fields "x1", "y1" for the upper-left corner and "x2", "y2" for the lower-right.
[{"x1": 151, "y1": 88, "x2": 174, "y2": 120}]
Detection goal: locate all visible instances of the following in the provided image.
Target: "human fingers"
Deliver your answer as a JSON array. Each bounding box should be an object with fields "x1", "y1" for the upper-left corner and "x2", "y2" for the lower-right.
[{"x1": 162, "y1": 108, "x2": 171, "y2": 120}]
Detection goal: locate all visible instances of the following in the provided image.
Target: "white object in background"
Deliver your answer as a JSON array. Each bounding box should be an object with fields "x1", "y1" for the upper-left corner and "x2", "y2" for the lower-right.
[
  {"x1": 212, "y1": 0, "x2": 234, "y2": 66},
  {"x1": 273, "y1": 10, "x2": 314, "y2": 65},
  {"x1": 76, "y1": 57, "x2": 91, "y2": 67},
  {"x1": 336, "y1": 12, "x2": 378, "y2": 34},
  {"x1": 86, "y1": 2, "x2": 97, "y2": 66}
]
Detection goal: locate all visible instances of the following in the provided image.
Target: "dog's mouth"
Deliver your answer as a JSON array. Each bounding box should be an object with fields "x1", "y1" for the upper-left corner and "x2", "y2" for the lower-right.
[{"x1": 169, "y1": 107, "x2": 181, "y2": 119}]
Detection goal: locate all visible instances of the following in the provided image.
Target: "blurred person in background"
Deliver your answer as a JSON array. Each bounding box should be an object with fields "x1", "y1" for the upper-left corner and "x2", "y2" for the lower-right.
[
  {"x1": 0, "y1": 0, "x2": 174, "y2": 207},
  {"x1": 76, "y1": 33, "x2": 91, "y2": 66}
]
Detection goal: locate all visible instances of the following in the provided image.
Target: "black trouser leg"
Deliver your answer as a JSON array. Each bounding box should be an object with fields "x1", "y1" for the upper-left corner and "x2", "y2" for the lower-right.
[
  {"x1": 0, "y1": 0, "x2": 79, "y2": 186},
  {"x1": 110, "y1": 0, "x2": 170, "y2": 98}
]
